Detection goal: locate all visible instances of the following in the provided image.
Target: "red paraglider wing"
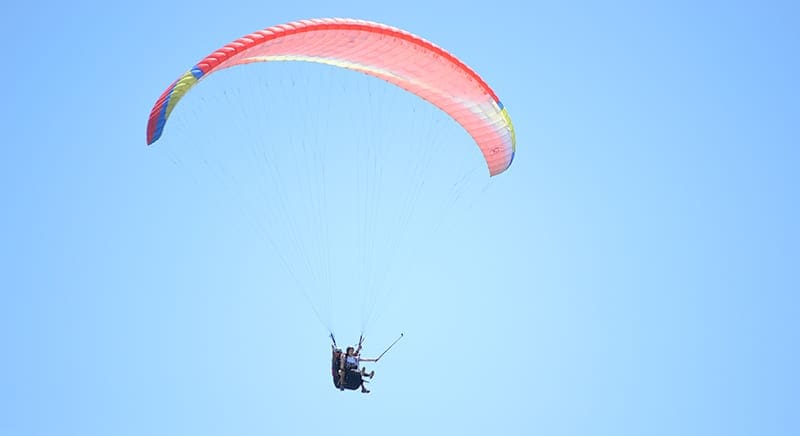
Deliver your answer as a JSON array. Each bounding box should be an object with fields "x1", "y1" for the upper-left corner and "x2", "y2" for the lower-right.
[{"x1": 147, "y1": 18, "x2": 515, "y2": 175}]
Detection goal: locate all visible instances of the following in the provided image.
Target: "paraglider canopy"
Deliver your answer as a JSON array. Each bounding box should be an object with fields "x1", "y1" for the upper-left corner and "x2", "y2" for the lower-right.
[{"x1": 146, "y1": 18, "x2": 515, "y2": 176}]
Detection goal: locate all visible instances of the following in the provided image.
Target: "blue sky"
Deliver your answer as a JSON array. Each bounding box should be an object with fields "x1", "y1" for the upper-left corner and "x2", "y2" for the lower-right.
[{"x1": 2, "y1": 1, "x2": 799, "y2": 435}]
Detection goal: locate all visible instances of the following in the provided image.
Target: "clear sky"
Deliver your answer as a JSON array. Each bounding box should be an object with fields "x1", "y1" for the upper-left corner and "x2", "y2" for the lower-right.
[{"x1": 2, "y1": 1, "x2": 799, "y2": 435}]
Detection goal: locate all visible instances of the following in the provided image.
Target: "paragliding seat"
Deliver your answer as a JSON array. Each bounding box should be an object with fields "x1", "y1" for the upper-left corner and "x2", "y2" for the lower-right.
[
  {"x1": 341, "y1": 369, "x2": 365, "y2": 390},
  {"x1": 331, "y1": 369, "x2": 364, "y2": 390}
]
